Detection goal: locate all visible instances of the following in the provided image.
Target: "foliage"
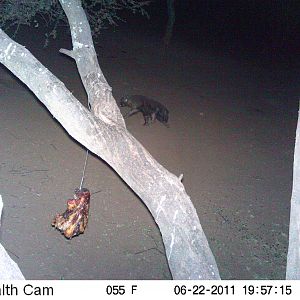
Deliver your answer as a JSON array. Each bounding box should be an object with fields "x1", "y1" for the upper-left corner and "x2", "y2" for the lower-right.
[{"x1": 0, "y1": 0, "x2": 150, "y2": 40}]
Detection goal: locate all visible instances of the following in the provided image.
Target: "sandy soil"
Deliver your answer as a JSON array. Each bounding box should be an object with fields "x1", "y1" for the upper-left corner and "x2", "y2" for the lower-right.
[{"x1": 0, "y1": 19, "x2": 299, "y2": 279}]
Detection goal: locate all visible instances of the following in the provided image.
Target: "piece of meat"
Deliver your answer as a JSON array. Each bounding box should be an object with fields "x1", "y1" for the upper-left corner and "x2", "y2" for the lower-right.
[{"x1": 52, "y1": 188, "x2": 90, "y2": 239}]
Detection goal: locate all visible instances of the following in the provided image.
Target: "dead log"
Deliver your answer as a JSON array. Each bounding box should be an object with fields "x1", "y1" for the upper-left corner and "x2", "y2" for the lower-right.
[{"x1": 0, "y1": 0, "x2": 220, "y2": 279}]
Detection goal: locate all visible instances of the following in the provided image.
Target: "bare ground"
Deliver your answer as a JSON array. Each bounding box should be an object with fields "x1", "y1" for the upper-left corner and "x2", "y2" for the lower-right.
[{"x1": 0, "y1": 22, "x2": 298, "y2": 279}]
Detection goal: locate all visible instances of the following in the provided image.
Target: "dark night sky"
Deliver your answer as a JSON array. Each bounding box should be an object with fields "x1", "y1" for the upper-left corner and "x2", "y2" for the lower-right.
[
  {"x1": 4, "y1": 1, "x2": 300, "y2": 66},
  {"x1": 6, "y1": 1, "x2": 300, "y2": 63},
  {"x1": 139, "y1": 0, "x2": 300, "y2": 65}
]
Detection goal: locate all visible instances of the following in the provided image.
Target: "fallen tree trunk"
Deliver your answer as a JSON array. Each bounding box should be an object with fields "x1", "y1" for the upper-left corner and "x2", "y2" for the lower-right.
[
  {"x1": 0, "y1": 0, "x2": 220, "y2": 279},
  {"x1": 286, "y1": 102, "x2": 300, "y2": 279}
]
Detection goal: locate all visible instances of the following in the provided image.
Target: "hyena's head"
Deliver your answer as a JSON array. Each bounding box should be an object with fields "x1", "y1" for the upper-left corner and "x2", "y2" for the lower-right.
[{"x1": 120, "y1": 96, "x2": 129, "y2": 107}]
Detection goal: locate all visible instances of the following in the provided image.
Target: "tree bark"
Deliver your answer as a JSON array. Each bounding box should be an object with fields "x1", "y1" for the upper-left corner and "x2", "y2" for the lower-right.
[
  {"x1": 0, "y1": 0, "x2": 220, "y2": 279},
  {"x1": 286, "y1": 102, "x2": 300, "y2": 279},
  {"x1": 163, "y1": 0, "x2": 176, "y2": 51},
  {"x1": 0, "y1": 195, "x2": 25, "y2": 279}
]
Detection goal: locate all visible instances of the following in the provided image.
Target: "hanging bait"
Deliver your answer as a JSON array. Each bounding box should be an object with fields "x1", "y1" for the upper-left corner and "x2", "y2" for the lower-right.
[{"x1": 52, "y1": 188, "x2": 90, "y2": 239}]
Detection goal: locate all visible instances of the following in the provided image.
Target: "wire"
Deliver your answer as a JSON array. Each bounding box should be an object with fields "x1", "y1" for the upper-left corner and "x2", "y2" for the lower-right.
[
  {"x1": 79, "y1": 100, "x2": 92, "y2": 190},
  {"x1": 79, "y1": 149, "x2": 89, "y2": 190}
]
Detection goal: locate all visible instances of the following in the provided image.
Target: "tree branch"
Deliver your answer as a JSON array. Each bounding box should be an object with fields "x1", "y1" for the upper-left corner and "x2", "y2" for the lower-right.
[
  {"x1": 286, "y1": 101, "x2": 300, "y2": 279},
  {"x1": 59, "y1": 48, "x2": 75, "y2": 59},
  {"x1": 59, "y1": 0, "x2": 125, "y2": 127},
  {"x1": 0, "y1": 195, "x2": 25, "y2": 279}
]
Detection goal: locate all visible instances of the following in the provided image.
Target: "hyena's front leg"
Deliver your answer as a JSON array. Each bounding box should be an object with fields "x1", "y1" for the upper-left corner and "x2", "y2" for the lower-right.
[
  {"x1": 143, "y1": 114, "x2": 152, "y2": 125},
  {"x1": 151, "y1": 111, "x2": 157, "y2": 123}
]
